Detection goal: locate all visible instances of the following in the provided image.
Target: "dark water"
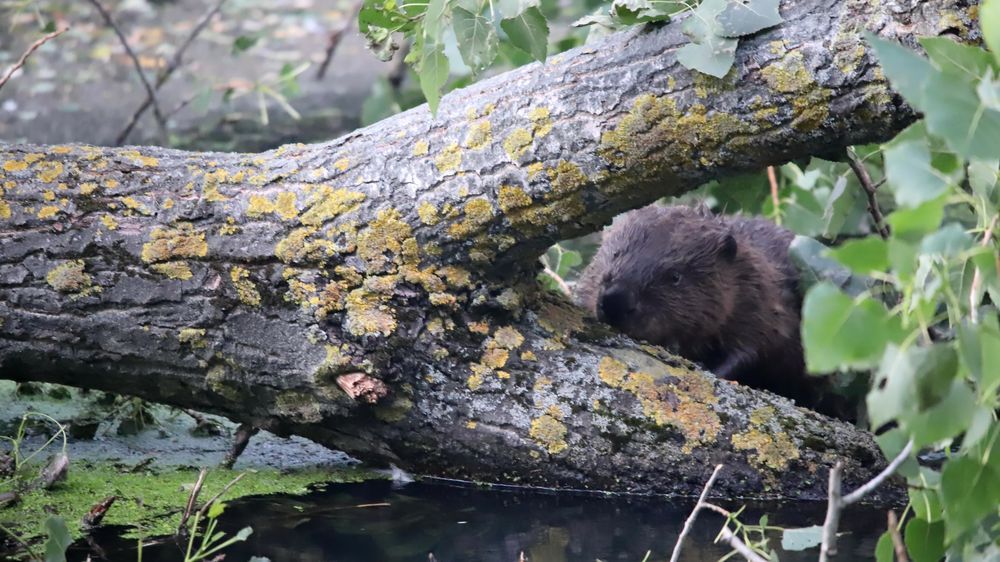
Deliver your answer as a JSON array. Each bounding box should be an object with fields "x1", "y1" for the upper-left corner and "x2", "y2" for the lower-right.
[{"x1": 71, "y1": 480, "x2": 885, "y2": 561}]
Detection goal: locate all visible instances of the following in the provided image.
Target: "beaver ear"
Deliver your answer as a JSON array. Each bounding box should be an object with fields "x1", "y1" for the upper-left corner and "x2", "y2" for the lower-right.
[{"x1": 718, "y1": 232, "x2": 737, "y2": 261}]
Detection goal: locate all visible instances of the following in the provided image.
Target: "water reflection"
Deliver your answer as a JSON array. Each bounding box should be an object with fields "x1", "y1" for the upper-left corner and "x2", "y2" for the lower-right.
[{"x1": 74, "y1": 480, "x2": 886, "y2": 561}]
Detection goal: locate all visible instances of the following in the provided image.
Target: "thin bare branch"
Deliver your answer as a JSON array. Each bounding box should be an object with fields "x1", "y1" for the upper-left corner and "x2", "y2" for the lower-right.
[
  {"x1": 767, "y1": 165, "x2": 780, "y2": 214},
  {"x1": 887, "y1": 510, "x2": 909, "y2": 562},
  {"x1": 670, "y1": 464, "x2": 724, "y2": 562},
  {"x1": 846, "y1": 148, "x2": 890, "y2": 239},
  {"x1": 0, "y1": 27, "x2": 68, "y2": 92},
  {"x1": 843, "y1": 439, "x2": 913, "y2": 505},
  {"x1": 196, "y1": 472, "x2": 247, "y2": 519},
  {"x1": 177, "y1": 468, "x2": 208, "y2": 536},
  {"x1": 316, "y1": 0, "x2": 363, "y2": 81},
  {"x1": 86, "y1": 0, "x2": 167, "y2": 141},
  {"x1": 116, "y1": 0, "x2": 226, "y2": 145},
  {"x1": 221, "y1": 422, "x2": 259, "y2": 469}
]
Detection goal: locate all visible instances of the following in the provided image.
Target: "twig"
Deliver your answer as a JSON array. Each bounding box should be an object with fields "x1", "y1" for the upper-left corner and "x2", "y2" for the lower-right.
[
  {"x1": 767, "y1": 165, "x2": 780, "y2": 214},
  {"x1": 86, "y1": 0, "x2": 167, "y2": 141},
  {"x1": 176, "y1": 468, "x2": 208, "y2": 536},
  {"x1": 820, "y1": 439, "x2": 914, "y2": 561},
  {"x1": 195, "y1": 472, "x2": 247, "y2": 519},
  {"x1": 116, "y1": 0, "x2": 226, "y2": 145},
  {"x1": 697, "y1": 502, "x2": 769, "y2": 562},
  {"x1": 221, "y1": 422, "x2": 259, "y2": 469},
  {"x1": 846, "y1": 148, "x2": 890, "y2": 239},
  {"x1": 0, "y1": 27, "x2": 68, "y2": 92},
  {"x1": 887, "y1": 510, "x2": 908, "y2": 562},
  {"x1": 316, "y1": 0, "x2": 364, "y2": 81},
  {"x1": 969, "y1": 214, "x2": 998, "y2": 324},
  {"x1": 670, "y1": 464, "x2": 723, "y2": 562},
  {"x1": 542, "y1": 265, "x2": 572, "y2": 297}
]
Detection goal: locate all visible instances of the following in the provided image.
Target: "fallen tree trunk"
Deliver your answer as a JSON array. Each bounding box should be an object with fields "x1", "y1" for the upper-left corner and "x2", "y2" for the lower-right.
[{"x1": 0, "y1": 0, "x2": 975, "y2": 500}]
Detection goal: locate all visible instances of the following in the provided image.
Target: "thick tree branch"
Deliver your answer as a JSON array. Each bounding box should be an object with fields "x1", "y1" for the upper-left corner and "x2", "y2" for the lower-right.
[{"x1": 0, "y1": 0, "x2": 976, "y2": 499}]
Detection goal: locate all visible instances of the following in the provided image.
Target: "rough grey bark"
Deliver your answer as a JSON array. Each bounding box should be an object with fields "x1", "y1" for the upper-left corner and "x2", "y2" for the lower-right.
[{"x1": 0, "y1": 0, "x2": 976, "y2": 500}]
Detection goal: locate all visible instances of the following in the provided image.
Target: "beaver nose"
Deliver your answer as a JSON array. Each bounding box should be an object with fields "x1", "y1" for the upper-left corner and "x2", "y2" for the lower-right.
[{"x1": 598, "y1": 288, "x2": 636, "y2": 328}]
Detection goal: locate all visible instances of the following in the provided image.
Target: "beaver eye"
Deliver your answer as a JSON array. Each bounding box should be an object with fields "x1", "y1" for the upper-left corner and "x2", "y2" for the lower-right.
[{"x1": 669, "y1": 271, "x2": 682, "y2": 285}]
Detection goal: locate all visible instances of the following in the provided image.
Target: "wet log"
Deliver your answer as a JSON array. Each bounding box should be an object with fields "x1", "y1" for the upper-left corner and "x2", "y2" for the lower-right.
[{"x1": 0, "y1": 0, "x2": 974, "y2": 500}]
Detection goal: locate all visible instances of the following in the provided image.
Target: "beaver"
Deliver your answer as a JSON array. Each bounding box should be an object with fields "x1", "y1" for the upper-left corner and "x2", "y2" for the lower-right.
[{"x1": 575, "y1": 203, "x2": 832, "y2": 414}]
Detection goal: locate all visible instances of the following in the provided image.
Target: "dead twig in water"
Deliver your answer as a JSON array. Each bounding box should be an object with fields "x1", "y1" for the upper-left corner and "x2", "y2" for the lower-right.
[
  {"x1": 819, "y1": 439, "x2": 914, "y2": 561},
  {"x1": 116, "y1": 0, "x2": 227, "y2": 145},
  {"x1": 0, "y1": 27, "x2": 68, "y2": 92},
  {"x1": 86, "y1": 0, "x2": 167, "y2": 141}
]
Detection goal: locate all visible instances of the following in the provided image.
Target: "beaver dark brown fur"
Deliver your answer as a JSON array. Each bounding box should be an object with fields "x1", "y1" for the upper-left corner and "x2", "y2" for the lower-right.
[{"x1": 576, "y1": 204, "x2": 833, "y2": 414}]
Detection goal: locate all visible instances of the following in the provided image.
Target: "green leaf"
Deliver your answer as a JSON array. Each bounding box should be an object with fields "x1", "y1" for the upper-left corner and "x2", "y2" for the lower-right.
[
  {"x1": 424, "y1": 0, "x2": 450, "y2": 38},
  {"x1": 904, "y1": 518, "x2": 946, "y2": 562},
  {"x1": 676, "y1": 0, "x2": 736, "y2": 78},
  {"x1": 556, "y1": 250, "x2": 582, "y2": 277},
  {"x1": 801, "y1": 283, "x2": 904, "y2": 372},
  {"x1": 781, "y1": 525, "x2": 823, "y2": 551},
  {"x1": 886, "y1": 196, "x2": 945, "y2": 240},
  {"x1": 232, "y1": 34, "x2": 260, "y2": 55},
  {"x1": 500, "y1": 7, "x2": 549, "y2": 62},
  {"x1": 940, "y1": 456, "x2": 1000, "y2": 542},
  {"x1": 883, "y1": 134, "x2": 950, "y2": 208},
  {"x1": 453, "y1": 7, "x2": 499, "y2": 74},
  {"x1": 923, "y1": 69, "x2": 1000, "y2": 159},
  {"x1": 968, "y1": 158, "x2": 999, "y2": 204},
  {"x1": 982, "y1": 0, "x2": 1000, "y2": 66},
  {"x1": 207, "y1": 500, "x2": 227, "y2": 519},
  {"x1": 418, "y1": 42, "x2": 450, "y2": 115},
  {"x1": 235, "y1": 526, "x2": 254, "y2": 541},
  {"x1": 961, "y1": 406, "x2": 996, "y2": 452},
  {"x1": 866, "y1": 33, "x2": 935, "y2": 111},
  {"x1": 874, "y1": 532, "x2": 894, "y2": 562},
  {"x1": 957, "y1": 316, "x2": 1000, "y2": 399},
  {"x1": 920, "y1": 37, "x2": 997, "y2": 80},
  {"x1": 910, "y1": 486, "x2": 943, "y2": 522},
  {"x1": 826, "y1": 237, "x2": 889, "y2": 275},
  {"x1": 904, "y1": 379, "x2": 975, "y2": 447},
  {"x1": 715, "y1": 0, "x2": 782, "y2": 38},
  {"x1": 867, "y1": 343, "x2": 959, "y2": 430},
  {"x1": 919, "y1": 223, "x2": 974, "y2": 258},
  {"x1": 43, "y1": 517, "x2": 71, "y2": 562}
]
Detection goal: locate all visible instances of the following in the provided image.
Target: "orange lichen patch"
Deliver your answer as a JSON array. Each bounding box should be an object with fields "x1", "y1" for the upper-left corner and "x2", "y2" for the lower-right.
[
  {"x1": 356, "y1": 208, "x2": 414, "y2": 273},
  {"x1": 468, "y1": 321, "x2": 490, "y2": 335},
  {"x1": 464, "y1": 119, "x2": 492, "y2": 150},
  {"x1": 151, "y1": 261, "x2": 193, "y2": 280},
  {"x1": 35, "y1": 161, "x2": 64, "y2": 183},
  {"x1": 230, "y1": 266, "x2": 261, "y2": 306},
  {"x1": 448, "y1": 197, "x2": 495, "y2": 239},
  {"x1": 300, "y1": 186, "x2": 365, "y2": 226},
  {"x1": 498, "y1": 185, "x2": 532, "y2": 213},
  {"x1": 417, "y1": 202, "x2": 440, "y2": 226},
  {"x1": 529, "y1": 405, "x2": 568, "y2": 454},
  {"x1": 413, "y1": 140, "x2": 429, "y2": 157},
  {"x1": 141, "y1": 223, "x2": 208, "y2": 263},
  {"x1": 120, "y1": 196, "x2": 151, "y2": 215},
  {"x1": 537, "y1": 299, "x2": 585, "y2": 337},
  {"x1": 46, "y1": 260, "x2": 92, "y2": 293},
  {"x1": 36, "y1": 206, "x2": 60, "y2": 219},
  {"x1": 529, "y1": 107, "x2": 553, "y2": 138},
  {"x1": 178, "y1": 328, "x2": 207, "y2": 348},
  {"x1": 119, "y1": 150, "x2": 159, "y2": 168},
  {"x1": 435, "y1": 142, "x2": 462, "y2": 173}
]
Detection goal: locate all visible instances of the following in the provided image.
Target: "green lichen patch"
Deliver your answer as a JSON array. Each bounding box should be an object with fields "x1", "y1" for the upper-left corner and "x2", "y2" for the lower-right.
[
  {"x1": 141, "y1": 224, "x2": 208, "y2": 264},
  {"x1": 529, "y1": 404, "x2": 568, "y2": 454},
  {"x1": 546, "y1": 160, "x2": 588, "y2": 199},
  {"x1": 46, "y1": 260, "x2": 92, "y2": 294},
  {"x1": 498, "y1": 185, "x2": 533, "y2": 213},
  {"x1": 447, "y1": 197, "x2": 496, "y2": 239},
  {"x1": 230, "y1": 266, "x2": 262, "y2": 306},
  {"x1": 356, "y1": 208, "x2": 416, "y2": 273},
  {"x1": 417, "y1": 202, "x2": 440, "y2": 226},
  {"x1": 344, "y1": 286, "x2": 397, "y2": 337},
  {"x1": 435, "y1": 142, "x2": 462, "y2": 173},
  {"x1": 731, "y1": 406, "x2": 800, "y2": 472},
  {"x1": 502, "y1": 128, "x2": 533, "y2": 161},
  {"x1": 178, "y1": 327, "x2": 207, "y2": 348},
  {"x1": 529, "y1": 107, "x2": 553, "y2": 138}
]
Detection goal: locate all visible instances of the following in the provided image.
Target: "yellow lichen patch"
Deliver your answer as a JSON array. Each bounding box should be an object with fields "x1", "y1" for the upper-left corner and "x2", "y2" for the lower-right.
[
  {"x1": 537, "y1": 299, "x2": 585, "y2": 337},
  {"x1": 35, "y1": 161, "x2": 64, "y2": 183},
  {"x1": 417, "y1": 202, "x2": 440, "y2": 226},
  {"x1": 46, "y1": 260, "x2": 91, "y2": 293},
  {"x1": 151, "y1": 261, "x2": 193, "y2": 280},
  {"x1": 78, "y1": 182, "x2": 98, "y2": 196},
  {"x1": 119, "y1": 150, "x2": 159, "y2": 168},
  {"x1": 299, "y1": 186, "x2": 365, "y2": 226},
  {"x1": 436, "y1": 265, "x2": 471, "y2": 288},
  {"x1": 43, "y1": 190, "x2": 56, "y2": 201},
  {"x1": 230, "y1": 266, "x2": 261, "y2": 306},
  {"x1": 178, "y1": 328, "x2": 207, "y2": 348},
  {"x1": 141, "y1": 223, "x2": 208, "y2": 263},
  {"x1": 467, "y1": 363, "x2": 490, "y2": 390},
  {"x1": 315, "y1": 281, "x2": 346, "y2": 319},
  {"x1": 163, "y1": 198, "x2": 175, "y2": 209},
  {"x1": 413, "y1": 140, "x2": 429, "y2": 156},
  {"x1": 448, "y1": 197, "x2": 495, "y2": 239},
  {"x1": 247, "y1": 194, "x2": 276, "y2": 217},
  {"x1": 534, "y1": 376, "x2": 552, "y2": 390},
  {"x1": 344, "y1": 287, "x2": 397, "y2": 337},
  {"x1": 100, "y1": 214, "x2": 118, "y2": 231},
  {"x1": 732, "y1": 428, "x2": 800, "y2": 472},
  {"x1": 3, "y1": 160, "x2": 28, "y2": 172},
  {"x1": 274, "y1": 227, "x2": 324, "y2": 263},
  {"x1": 502, "y1": 128, "x2": 532, "y2": 161},
  {"x1": 598, "y1": 356, "x2": 628, "y2": 387},
  {"x1": 219, "y1": 217, "x2": 239, "y2": 236},
  {"x1": 51, "y1": 146, "x2": 72, "y2": 154},
  {"x1": 492, "y1": 326, "x2": 525, "y2": 350},
  {"x1": 434, "y1": 142, "x2": 462, "y2": 173},
  {"x1": 481, "y1": 347, "x2": 509, "y2": 369},
  {"x1": 102, "y1": 179, "x2": 119, "y2": 189},
  {"x1": 464, "y1": 120, "x2": 492, "y2": 150},
  {"x1": 120, "y1": 196, "x2": 151, "y2": 215},
  {"x1": 529, "y1": 405, "x2": 568, "y2": 454},
  {"x1": 529, "y1": 107, "x2": 553, "y2": 138},
  {"x1": 760, "y1": 51, "x2": 830, "y2": 131},
  {"x1": 334, "y1": 158, "x2": 350, "y2": 172},
  {"x1": 36, "y1": 205, "x2": 60, "y2": 219},
  {"x1": 202, "y1": 170, "x2": 230, "y2": 202},
  {"x1": 356, "y1": 208, "x2": 413, "y2": 272},
  {"x1": 0, "y1": 200, "x2": 10, "y2": 220},
  {"x1": 521, "y1": 350, "x2": 537, "y2": 362},
  {"x1": 468, "y1": 321, "x2": 490, "y2": 335},
  {"x1": 546, "y1": 160, "x2": 588, "y2": 198},
  {"x1": 498, "y1": 185, "x2": 532, "y2": 213},
  {"x1": 526, "y1": 162, "x2": 545, "y2": 179},
  {"x1": 23, "y1": 154, "x2": 44, "y2": 165},
  {"x1": 274, "y1": 191, "x2": 298, "y2": 220},
  {"x1": 466, "y1": 420, "x2": 478, "y2": 429},
  {"x1": 497, "y1": 371, "x2": 511, "y2": 380}
]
